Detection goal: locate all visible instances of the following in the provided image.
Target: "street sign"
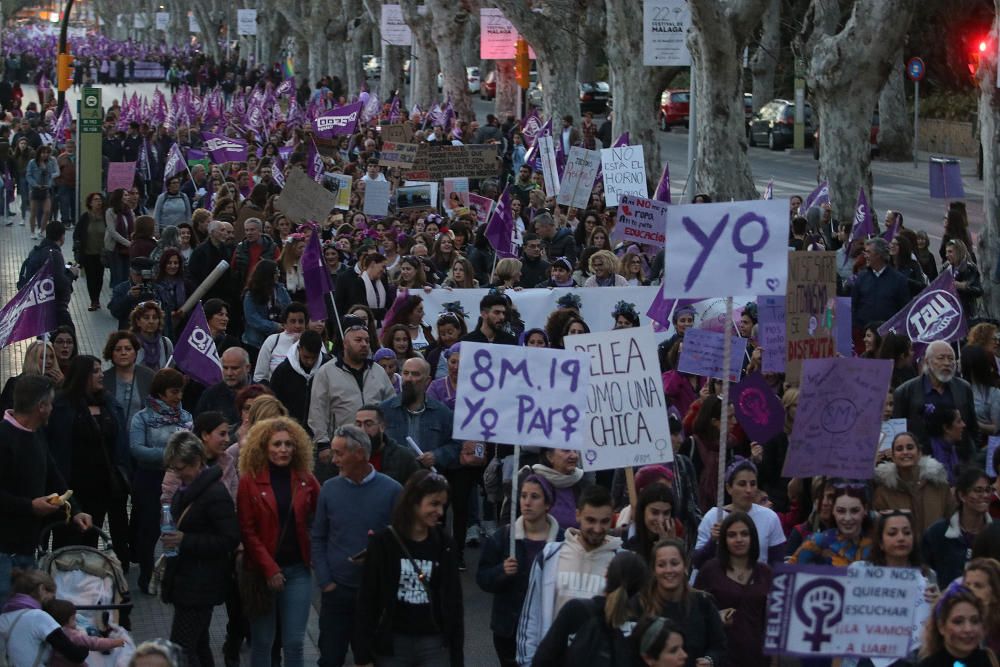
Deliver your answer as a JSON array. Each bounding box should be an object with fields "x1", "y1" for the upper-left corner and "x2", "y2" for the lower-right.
[
  {"x1": 77, "y1": 87, "x2": 103, "y2": 219},
  {"x1": 906, "y1": 57, "x2": 925, "y2": 82}
]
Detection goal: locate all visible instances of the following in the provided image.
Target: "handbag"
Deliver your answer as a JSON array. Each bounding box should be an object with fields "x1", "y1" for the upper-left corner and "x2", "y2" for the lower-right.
[
  {"x1": 149, "y1": 503, "x2": 192, "y2": 600},
  {"x1": 238, "y1": 494, "x2": 295, "y2": 618}
]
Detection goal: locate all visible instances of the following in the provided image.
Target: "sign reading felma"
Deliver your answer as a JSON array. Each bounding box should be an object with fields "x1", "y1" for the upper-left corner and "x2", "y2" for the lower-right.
[
  {"x1": 765, "y1": 564, "x2": 925, "y2": 659},
  {"x1": 611, "y1": 194, "x2": 667, "y2": 248},
  {"x1": 453, "y1": 343, "x2": 589, "y2": 448},
  {"x1": 601, "y1": 145, "x2": 647, "y2": 207}
]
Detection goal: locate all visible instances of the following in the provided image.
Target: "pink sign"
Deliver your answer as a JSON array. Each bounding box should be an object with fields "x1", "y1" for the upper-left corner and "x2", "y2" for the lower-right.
[
  {"x1": 479, "y1": 8, "x2": 536, "y2": 59},
  {"x1": 106, "y1": 162, "x2": 136, "y2": 193}
]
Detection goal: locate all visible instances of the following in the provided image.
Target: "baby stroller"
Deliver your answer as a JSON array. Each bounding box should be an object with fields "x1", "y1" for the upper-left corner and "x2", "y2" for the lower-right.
[{"x1": 37, "y1": 524, "x2": 136, "y2": 667}]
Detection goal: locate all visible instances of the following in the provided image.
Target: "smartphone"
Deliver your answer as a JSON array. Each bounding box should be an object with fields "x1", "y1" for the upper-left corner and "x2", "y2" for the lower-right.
[{"x1": 349, "y1": 549, "x2": 367, "y2": 562}]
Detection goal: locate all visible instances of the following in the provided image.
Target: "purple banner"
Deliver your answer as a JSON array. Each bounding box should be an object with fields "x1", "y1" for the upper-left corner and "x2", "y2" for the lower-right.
[
  {"x1": 757, "y1": 295, "x2": 786, "y2": 373},
  {"x1": 877, "y1": 271, "x2": 966, "y2": 345},
  {"x1": 0, "y1": 256, "x2": 57, "y2": 349},
  {"x1": 676, "y1": 328, "x2": 747, "y2": 382},
  {"x1": 929, "y1": 157, "x2": 965, "y2": 199},
  {"x1": 782, "y1": 357, "x2": 893, "y2": 479},
  {"x1": 202, "y1": 132, "x2": 249, "y2": 163},
  {"x1": 301, "y1": 228, "x2": 333, "y2": 322},
  {"x1": 172, "y1": 302, "x2": 223, "y2": 387},
  {"x1": 313, "y1": 102, "x2": 362, "y2": 138},
  {"x1": 729, "y1": 372, "x2": 785, "y2": 443}
]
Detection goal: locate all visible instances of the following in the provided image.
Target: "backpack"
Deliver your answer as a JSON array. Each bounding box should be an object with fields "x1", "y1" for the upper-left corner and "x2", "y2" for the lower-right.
[
  {"x1": 564, "y1": 600, "x2": 615, "y2": 665},
  {"x1": 0, "y1": 610, "x2": 46, "y2": 667},
  {"x1": 16, "y1": 245, "x2": 46, "y2": 290}
]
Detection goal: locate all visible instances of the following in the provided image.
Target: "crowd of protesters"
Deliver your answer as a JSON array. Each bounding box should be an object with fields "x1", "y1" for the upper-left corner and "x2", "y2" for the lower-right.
[{"x1": 0, "y1": 67, "x2": 999, "y2": 667}]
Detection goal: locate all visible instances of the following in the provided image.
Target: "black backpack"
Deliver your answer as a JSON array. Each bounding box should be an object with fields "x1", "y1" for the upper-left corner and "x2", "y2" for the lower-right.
[
  {"x1": 564, "y1": 600, "x2": 615, "y2": 665},
  {"x1": 16, "y1": 244, "x2": 48, "y2": 290}
]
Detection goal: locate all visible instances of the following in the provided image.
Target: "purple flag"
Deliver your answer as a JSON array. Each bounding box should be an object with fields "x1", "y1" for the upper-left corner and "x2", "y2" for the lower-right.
[
  {"x1": 653, "y1": 162, "x2": 671, "y2": 203},
  {"x1": 360, "y1": 93, "x2": 381, "y2": 124},
  {"x1": 877, "y1": 271, "x2": 967, "y2": 345},
  {"x1": 882, "y1": 211, "x2": 902, "y2": 242},
  {"x1": 646, "y1": 288, "x2": 697, "y2": 331},
  {"x1": 202, "y1": 132, "x2": 249, "y2": 163},
  {"x1": 271, "y1": 163, "x2": 285, "y2": 188},
  {"x1": 929, "y1": 157, "x2": 965, "y2": 199},
  {"x1": 173, "y1": 302, "x2": 223, "y2": 387},
  {"x1": 187, "y1": 148, "x2": 206, "y2": 162},
  {"x1": 729, "y1": 372, "x2": 786, "y2": 443},
  {"x1": 313, "y1": 102, "x2": 362, "y2": 138},
  {"x1": 163, "y1": 143, "x2": 186, "y2": 184},
  {"x1": 306, "y1": 140, "x2": 324, "y2": 182},
  {"x1": 485, "y1": 186, "x2": 517, "y2": 259},
  {"x1": 849, "y1": 186, "x2": 873, "y2": 244},
  {"x1": 388, "y1": 95, "x2": 401, "y2": 123},
  {"x1": 276, "y1": 78, "x2": 294, "y2": 98},
  {"x1": 612, "y1": 132, "x2": 630, "y2": 148},
  {"x1": 763, "y1": 178, "x2": 773, "y2": 200},
  {"x1": 53, "y1": 103, "x2": 72, "y2": 140},
  {"x1": 301, "y1": 227, "x2": 333, "y2": 322},
  {"x1": 0, "y1": 256, "x2": 57, "y2": 349},
  {"x1": 521, "y1": 109, "x2": 542, "y2": 147},
  {"x1": 803, "y1": 180, "x2": 830, "y2": 211}
]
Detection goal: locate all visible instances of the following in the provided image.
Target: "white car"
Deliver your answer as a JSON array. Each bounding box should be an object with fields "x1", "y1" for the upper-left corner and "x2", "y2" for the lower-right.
[{"x1": 437, "y1": 67, "x2": 481, "y2": 94}]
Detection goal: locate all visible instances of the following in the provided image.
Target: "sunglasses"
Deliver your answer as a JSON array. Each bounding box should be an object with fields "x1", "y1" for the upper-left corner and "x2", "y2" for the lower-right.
[{"x1": 877, "y1": 508, "x2": 912, "y2": 517}]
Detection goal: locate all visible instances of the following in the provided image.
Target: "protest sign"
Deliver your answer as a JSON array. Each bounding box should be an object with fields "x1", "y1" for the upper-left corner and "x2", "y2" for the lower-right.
[
  {"x1": 786, "y1": 252, "x2": 837, "y2": 382},
  {"x1": 480, "y1": 8, "x2": 518, "y2": 59},
  {"x1": 328, "y1": 173, "x2": 352, "y2": 210},
  {"x1": 363, "y1": 181, "x2": 390, "y2": 218},
  {"x1": 378, "y1": 141, "x2": 418, "y2": 169},
  {"x1": 236, "y1": 9, "x2": 257, "y2": 35},
  {"x1": 643, "y1": 0, "x2": 692, "y2": 66},
  {"x1": 380, "y1": 123, "x2": 413, "y2": 143},
  {"x1": 453, "y1": 343, "x2": 590, "y2": 448},
  {"x1": 879, "y1": 418, "x2": 908, "y2": 451},
  {"x1": 877, "y1": 271, "x2": 967, "y2": 345},
  {"x1": 765, "y1": 564, "x2": 925, "y2": 659},
  {"x1": 468, "y1": 193, "x2": 494, "y2": 227},
  {"x1": 557, "y1": 147, "x2": 601, "y2": 208},
  {"x1": 188, "y1": 14, "x2": 200, "y2": 32},
  {"x1": 601, "y1": 145, "x2": 647, "y2": 207},
  {"x1": 537, "y1": 135, "x2": 560, "y2": 197},
  {"x1": 677, "y1": 328, "x2": 747, "y2": 382},
  {"x1": 404, "y1": 144, "x2": 498, "y2": 181},
  {"x1": 397, "y1": 183, "x2": 434, "y2": 211},
  {"x1": 275, "y1": 169, "x2": 339, "y2": 223},
  {"x1": 663, "y1": 199, "x2": 789, "y2": 299},
  {"x1": 929, "y1": 157, "x2": 964, "y2": 199},
  {"x1": 443, "y1": 177, "x2": 470, "y2": 218},
  {"x1": 313, "y1": 102, "x2": 362, "y2": 138},
  {"x1": 106, "y1": 161, "x2": 136, "y2": 192},
  {"x1": 783, "y1": 358, "x2": 893, "y2": 479},
  {"x1": 729, "y1": 372, "x2": 785, "y2": 443},
  {"x1": 835, "y1": 297, "x2": 853, "y2": 357},
  {"x1": 380, "y1": 4, "x2": 412, "y2": 46},
  {"x1": 610, "y1": 195, "x2": 667, "y2": 249},
  {"x1": 757, "y1": 295, "x2": 786, "y2": 373},
  {"x1": 0, "y1": 256, "x2": 56, "y2": 349},
  {"x1": 155, "y1": 12, "x2": 169, "y2": 30},
  {"x1": 569, "y1": 328, "x2": 672, "y2": 471}
]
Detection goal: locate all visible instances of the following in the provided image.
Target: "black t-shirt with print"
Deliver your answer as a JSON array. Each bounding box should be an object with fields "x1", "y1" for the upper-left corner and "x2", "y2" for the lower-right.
[{"x1": 392, "y1": 535, "x2": 443, "y2": 635}]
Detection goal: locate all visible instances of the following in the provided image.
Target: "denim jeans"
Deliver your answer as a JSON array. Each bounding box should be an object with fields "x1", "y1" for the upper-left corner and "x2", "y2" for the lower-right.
[
  {"x1": 0, "y1": 553, "x2": 37, "y2": 605},
  {"x1": 377, "y1": 634, "x2": 449, "y2": 667},
  {"x1": 250, "y1": 563, "x2": 311, "y2": 667},
  {"x1": 317, "y1": 584, "x2": 358, "y2": 667}
]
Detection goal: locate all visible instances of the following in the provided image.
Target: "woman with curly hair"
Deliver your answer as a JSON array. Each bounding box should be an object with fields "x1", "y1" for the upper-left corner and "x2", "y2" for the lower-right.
[
  {"x1": 918, "y1": 583, "x2": 993, "y2": 666},
  {"x1": 620, "y1": 250, "x2": 649, "y2": 286},
  {"x1": 237, "y1": 417, "x2": 320, "y2": 667},
  {"x1": 384, "y1": 294, "x2": 435, "y2": 354},
  {"x1": 963, "y1": 558, "x2": 1000, "y2": 655},
  {"x1": 130, "y1": 301, "x2": 174, "y2": 372}
]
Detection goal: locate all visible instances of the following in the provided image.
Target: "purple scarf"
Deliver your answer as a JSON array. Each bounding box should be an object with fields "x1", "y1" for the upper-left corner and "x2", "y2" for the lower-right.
[{"x1": 138, "y1": 334, "x2": 162, "y2": 370}]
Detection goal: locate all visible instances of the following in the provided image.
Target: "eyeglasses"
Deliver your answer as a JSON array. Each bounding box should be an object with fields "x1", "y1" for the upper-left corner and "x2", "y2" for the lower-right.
[
  {"x1": 877, "y1": 508, "x2": 912, "y2": 517},
  {"x1": 344, "y1": 324, "x2": 369, "y2": 333}
]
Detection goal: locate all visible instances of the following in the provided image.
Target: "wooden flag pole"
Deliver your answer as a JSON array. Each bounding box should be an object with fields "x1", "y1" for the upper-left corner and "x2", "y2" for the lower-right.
[
  {"x1": 717, "y1": 296, "x2": 734, "y2": 510},
  {"x1": 510, "y1": 445, "x2": 520, "y2": 558}
]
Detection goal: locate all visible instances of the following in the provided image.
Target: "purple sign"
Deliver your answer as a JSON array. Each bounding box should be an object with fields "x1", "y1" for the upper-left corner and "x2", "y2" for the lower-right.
[
  {"x1": 172, "y1": 302, "x2": 223, "y2": 387},
  {"x1": 676, "y1": 328, "x2": 747, "y2": 382},
  {"x1": 929, "y1": 157, "x2": 965, "y2": 199},
  {"x1": 757, "y1": 295, "x2": 786, "y2": 373},
  {"x1": 783, "y1": 357, "x2": 893, "y2": 479},
  {"x1": 835, "y1": 297, "x2": 853, "y2": 357},
  {"x1": 877, "y1": 271, "x2": 966, "y2": 344},
  {"x1": 0, "y1": 256, "x2": 56, "y2": 348},
  {"x1": 202, "y1": 132, "x2": 249, "y2": 163},
  {"x1": 729, "y1": 372, "x2": 785, "y2": 443},
  {"x1": 313, "y1": 102, "x2": 362, "y2": 138}
]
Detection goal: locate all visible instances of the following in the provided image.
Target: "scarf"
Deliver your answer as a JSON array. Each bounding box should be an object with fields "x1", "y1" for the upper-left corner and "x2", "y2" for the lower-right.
[
  {"x1": 146, "y1": 396, "x2": 186, "y2": 424},
  {"x1": 361, "y1": 270, "x2": 386, "y2": 310},
  {"x1": 138, "y1": 334, "x2": 162, "y2": 369},
  {"x1": 115, "y1": 210, "x2": 134, "y2": 252},
  {"x1": 528, "y1": 463, "x2": 584, "y2": 489}
]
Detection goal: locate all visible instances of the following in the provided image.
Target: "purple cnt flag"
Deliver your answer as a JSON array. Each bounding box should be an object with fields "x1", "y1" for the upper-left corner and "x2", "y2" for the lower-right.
[
  {"x1": 803, "y1": 180, "x2": 830, "y2": 211},
  {"x1": 162, "y1": 143, "x2": 186, "y2": 185},
  {"x1": 301, "y1": 226, "x2": 333, "y2": 322},
  {"x1": 173, "y1": 302, "x2": 223, "y2": 388},
  {"x1": 485, "y1": 186, "x2": 517, "y2": 259},
  {"x1": 0, "y1": 256, "x2": 57, "y2": 349},
  {"x1": 306, "y1": 140, "x2": 324, "y2": 182},
  {"x1": 654, "y1": 162, "x2": 671, "y2": 204},
  {"x1": 202, "y1": 132, "x2": 249, "y2": 163},
  {"x1": 850, "y1": 186, "x2": 873, "y2": 242}
]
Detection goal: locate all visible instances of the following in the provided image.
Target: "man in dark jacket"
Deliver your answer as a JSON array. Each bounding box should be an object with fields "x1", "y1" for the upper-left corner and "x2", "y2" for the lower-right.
[
  {"x1": 269, "y1": 331, "x2": 326, "y2": 429},
  {"x1": 354, "y1": 404, "x2": 419, "y2": 486},
  {"x1": 108, "y1": 257, "x2": 159, "y2": 330},
  {"x1": 195, "y1": 347, "x2": 250, "y2": 424},
  {"x1": 20, "y1": 222, "x2": 77, "y2": 329},
  {"x1": 517, "y1": 234, "x2": 550, "y2": 288},
  {"x1": 849, "y1": 237, "x2": 910, "y2": 339},
  {"x1": 187, "y1": 220, "x2": 236, "y2": 304},
  {"x1": 534, "y1": 213, "x2": 578, "y2": 267}
]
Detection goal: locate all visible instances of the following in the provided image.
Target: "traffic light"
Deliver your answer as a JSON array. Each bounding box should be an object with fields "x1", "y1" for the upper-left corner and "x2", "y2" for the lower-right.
[
  {"x1": 968, "y1": 36, "x2": 990, "y2": 77},
  {"x1": 56, "y1": 53, "x2": 74, "y2": 92},
  {"x1": 515, "y1": 39, "x2": 530, "y2": 89}
]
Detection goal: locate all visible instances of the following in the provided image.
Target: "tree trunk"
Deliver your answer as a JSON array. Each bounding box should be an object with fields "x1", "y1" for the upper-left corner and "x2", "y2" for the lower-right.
[
  {"x1": 977, "y1": 3, "x2": 1000, "y2": 317},
  {"x1": 807, "y1": 0, "x2": 915, "y2": 218},
  {"x1": 461, "y1": 3, "x2": 481, "y2": 74},
  {"x1": 381, "y1": 45, "x2": 405, "y2": 101},
  {"x1": 495, "y1": 60, "x2": 520, "y2": 120},
  {"x1": 400, "y1": 0, "x2": 439, "y2": 108},
  {"x1": 577, "y1": 0, "x2": 605, "y2": 83},
  {"x1": 494, "y1": 0, "x2": 585, "y2": 122},
  {"x1": 749, "y1": 0, "x2": 779, "y2": 113},
  {"x1": 308, "y1": 40, "x2": 327, "y2": 84},
  {"x1": 688, "y1": 0, "x2": 768, "y2": 201},
  {"x1": 877, "y1": 48, "x2": 912, "y2": 161},
  {"x1": 427, "y1": 0, "x2": 474, "y2": 121},
  {"x1": 342, "y1": 0, "x2": 370, "y2": 97}
]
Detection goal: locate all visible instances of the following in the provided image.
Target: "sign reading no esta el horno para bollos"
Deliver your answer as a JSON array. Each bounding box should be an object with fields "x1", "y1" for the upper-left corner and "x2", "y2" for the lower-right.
[{"x1": 453, "y1": 343, "x2": 590, "y2": 448}]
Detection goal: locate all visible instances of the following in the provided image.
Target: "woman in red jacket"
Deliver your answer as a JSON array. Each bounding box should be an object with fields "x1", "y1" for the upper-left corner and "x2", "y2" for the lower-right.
[{"x1": 237, "y1": 416, "x2": 320, "y2": 667}]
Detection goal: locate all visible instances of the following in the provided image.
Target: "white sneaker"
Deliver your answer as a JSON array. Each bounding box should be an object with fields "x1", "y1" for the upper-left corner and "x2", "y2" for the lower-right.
[
  {"x1": 18, "y1": 220, "x2": 25, "y2": 226},
  {"x1": 30, "y1": 231, "x2": 38, "y2": 239}
]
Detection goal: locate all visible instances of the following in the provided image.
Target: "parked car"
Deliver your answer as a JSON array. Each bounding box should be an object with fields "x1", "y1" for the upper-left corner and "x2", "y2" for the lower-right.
[
  {"x1": 363, "y1": 56, "x2": 382, "y2": 79},
  {"x1": 658, "y1": 89, "x2": 690, "y2": 131},
  {"x1": 480, "y1": 70, "x2": 497, "y2": 100},
  {"x1": 748, "y1": 99, "x2": 815, "y2": 150},
  {"x1": 743, "y1": 93, "x2": 753, "y2": 134},
  {"x1": 437, "y1": 67, "x2": 481, "y2": 93},
  {"x1": 403, "y1": 58, "x2": 411, "y2": 83},
  {"x1": 579, "y1": 81, "x2": 611, "y2": 114},
  {"x1": 527, "y1": 72, "x2": 542, "y2": 108},
  {"x1": 813, "y1": 111, "x2": 880, "y2": 159}
]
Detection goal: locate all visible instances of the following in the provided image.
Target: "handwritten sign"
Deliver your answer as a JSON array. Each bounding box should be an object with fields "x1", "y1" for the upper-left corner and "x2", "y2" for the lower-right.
[
  {"x1": 663, "y1": 199, "x2": 789, "y2": 299},
  {"x1": 783, "y1": 358, "x2": 893, "y2": 479},
  {"x1": 600, "y1": 145, "x2": 647, "y2": 207},
  {"x1": 766, "y1": 564, "x2": 925, "y2": 659},
  {"x1": 569, "y1": 328, "x2": 672, "y2": 471},
  {"x1": 757, "y1": 295, "x2": 786, "y2": 373},
  {"x1": 453, "y1": 343, "x2": 590, "y2": 448},
  {"x1": 558, "y1": 146, "x2": 601, "y2": 208},
  {"x1": 879, "y1": 418, "x2": 909, "y2": 451},
  {"x1": 379, "y1": 141, "x2": 418, "y2": 168},
  {"x1": 380, "y1": 122, "x2": 413, "y2": 143},
  {"x1": 236, "y1": 8, "x2": 257, "y2": 35},
  {"x1": 275, "y1": 168, "x2": 339, "y2": 222},
  {"x1": 786, "y1": 252, "x2": 837, "y2": 382},
  {"x1": 106, "y1": 161, "x2": 136, "y2": 193},
  {"x1": 537, "y1": 135, "x2": 560, "y2": 197},
  {"x1": 363, "y1": 180, "x2": 390, "y2": 218},
  {"x1": 676, "y1": 328, "x2": 747, "y2": 382},
  {"x1": 404, "y1": 144, "x2": 498, "y2": 181},
  {"x1": 729, "y1": 372, "x2": 785, "y2": 443},
  {"x1": 610, "y1": 194, "x2": 667, "y2": 249}
]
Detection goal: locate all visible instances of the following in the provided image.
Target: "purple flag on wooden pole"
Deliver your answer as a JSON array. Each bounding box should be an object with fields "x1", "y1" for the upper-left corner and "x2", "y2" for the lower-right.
[
  {"x1": 306, "y1": 140, "x2": 324, "y2": 182},
  {"x1": 302, "y1": 226, "x2": 333, "y2": 322},
  {"x1": 172, "y1": 302, "x2": 223, "y2": 387},
  {"x1": 763, "y1": 178, "x2": 773, "y2": 200},
  {"x1": 843, "y1": 186, "x2": 873, "y2": 266},
  {"x1": 485, "y1": 186, "x2": 517, "y2": 259},
  {"x1": 0, "y1": 256, "x2": 57, "y2": 349},
  {"x1": 654, "y1": 162, "x2": 671, "y2": 203},
  {"x1": 163, "y1": 143, "x2": 186, "y2": 185},
  {"x1": 803, "y1": 180, "x2": 830, "y2": 211}
]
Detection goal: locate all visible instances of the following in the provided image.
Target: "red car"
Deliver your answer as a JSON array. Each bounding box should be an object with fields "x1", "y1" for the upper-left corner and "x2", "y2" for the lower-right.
[
  {"x1": 659, "y1": 89, "x2": 690, "y2": 131},
  {"x1": 480, "y1": 70, "x2": 497, "y2": 100}
]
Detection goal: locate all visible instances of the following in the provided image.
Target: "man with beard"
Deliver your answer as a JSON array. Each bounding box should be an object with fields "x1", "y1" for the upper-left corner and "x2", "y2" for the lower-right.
[
  {"x1": 893, "y1": 340, "x2": 978, "y2": 449},
  {"x1": 379, "y1": 358, "x2": 459, "y2": 472},
  {"x1": 353, "y1": 404, "x2": 419, "y2": 486},
  {"x1": 463, "y1": 293, "x2": 517, "y2": 345}
]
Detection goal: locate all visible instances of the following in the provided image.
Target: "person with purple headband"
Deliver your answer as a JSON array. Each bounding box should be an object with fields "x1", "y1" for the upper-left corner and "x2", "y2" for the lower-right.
[
  {"x1": 427, "y1": 343, "x2": 460, "y2": 411},
  {"x1": 373, "y1": 347, "x2": 402, "y2": 394}
]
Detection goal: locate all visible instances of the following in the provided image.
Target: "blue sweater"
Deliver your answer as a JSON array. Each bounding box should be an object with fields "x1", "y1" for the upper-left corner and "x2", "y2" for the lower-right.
[{"x1": 310, "y1": 469, "x2": 402, "y2": 589}]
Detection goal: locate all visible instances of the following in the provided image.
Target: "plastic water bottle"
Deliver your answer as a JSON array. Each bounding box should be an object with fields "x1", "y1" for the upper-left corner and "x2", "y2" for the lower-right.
[{"x1": 160, "y1": 504, "x2": 178, "y2": 557}]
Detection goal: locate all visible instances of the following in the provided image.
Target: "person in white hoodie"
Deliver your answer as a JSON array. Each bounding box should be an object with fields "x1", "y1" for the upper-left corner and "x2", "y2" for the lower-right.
[
  {"x1": 516, "y1": 485, "x2": 623, "y2": 666},
  {"x1": 253, "y1": 302, "x2": 308, "y2": 382},
  {"x1": 268, "y1": 329, "x2": 327, "y2": 428}
]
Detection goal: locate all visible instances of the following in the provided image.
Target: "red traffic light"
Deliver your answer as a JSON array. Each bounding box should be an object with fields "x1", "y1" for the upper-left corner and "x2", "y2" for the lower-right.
[{"x1": 980, "y1": 40, "x2": 988, "y2": 53}]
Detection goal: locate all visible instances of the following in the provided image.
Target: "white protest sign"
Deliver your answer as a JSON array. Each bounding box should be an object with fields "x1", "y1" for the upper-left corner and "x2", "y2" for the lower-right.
[
  {"x1": 188, "y1": 13, "x2": 200, "y2": 33},
  {"x1": 558, "y1": 146, "x2": 600, "y2": 208},
  {"x1": 569, "y1": 327, "x2": 672, "y2": 472},
  {"x1": 643, "y1": 0, "x2": 692, "y2": 66},
  {"x1": 537, "y1": 135, "x2": 560, "y2": 197},
  {"x1": 663, "y1": 199, "x2": 789, "y2": 299},
  {"x1": 133, "y1": 14, "x2": 149, "y2": 29},
  {"x1": 610, "y1": 194, "x2": 667, "y2": 249},
  {"x1": 381, "y1": 4, "x2": 412, "y2": 46},
  {"x1": 879, "y1": 418, "x2": 908, "y2": 451},
  {"x1": 363, "y1": 180, "x2": 390, "y2": 218},
  {"x1": 155, "y1": 12, "x2": 170, "y2": 30},
  {"x1": 765, "y1": 564, "x2": 925, "y2": 659},
  {"x1": 601, "y1": 145, "x2": 647, "y2": 207},
  {"x1": 236, "y1": 9, "x2": 257, "y2": 35},
  {"x1": 454, "y1": 343, "x2": 589, "y2": 448}
]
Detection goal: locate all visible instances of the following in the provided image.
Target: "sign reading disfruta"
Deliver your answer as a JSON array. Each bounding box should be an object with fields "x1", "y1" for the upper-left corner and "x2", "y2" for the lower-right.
[
  {"x1": 453, "y1": 343, "x2": 590, "y2": 448},
  {"x1": 568, "y1": 327, "x2": 672, "y2": 472}
]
